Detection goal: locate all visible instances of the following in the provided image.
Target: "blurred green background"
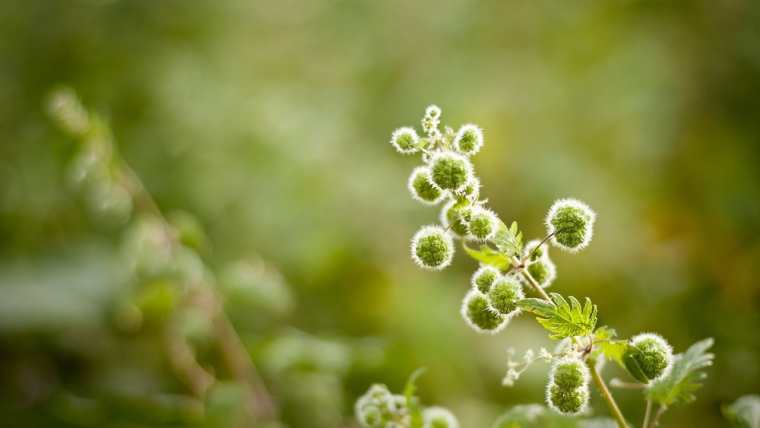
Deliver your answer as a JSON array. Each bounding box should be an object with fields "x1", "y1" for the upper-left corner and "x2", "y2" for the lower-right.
[{"x1": 1, "y1": 1, "x2": 759, "y2": 427}]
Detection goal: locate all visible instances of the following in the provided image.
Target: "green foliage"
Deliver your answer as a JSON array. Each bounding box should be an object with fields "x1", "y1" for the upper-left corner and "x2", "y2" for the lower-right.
[
  {"x1": 462, "y1": 242, "x2": 511, "y2": 271},
  {"x1": 592, "y1": 327, "x2": 627, "y2": 368},
  {"x1": 491, "y1": 221, "x2": 524, "y2": 259},
  {"x1": 517, "y1": 294, "x2": 598, "y2": 340},
  {"x1": 723, "y1": 395, "x2": 760, "y2": 428},
  {"x1": 646, "y1": 338, "x2": 714, "y2": 407},
  {"x1": 404, "y1": 368, "x2": 427, "y2": 428}
]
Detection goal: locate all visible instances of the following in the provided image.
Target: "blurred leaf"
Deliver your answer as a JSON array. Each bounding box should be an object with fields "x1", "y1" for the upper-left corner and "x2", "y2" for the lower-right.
[
  {"x1": 646, "y1": 338, "x2": 714, "y2": 407},
  {"x1": 518, "y1": 294, "x2": 597, "y2": 340},
  {"x1": 463, "y1": 242, "x2": 511, "y2": 270},
  {"x1": 723, "y1": 395, "x2": 760, "y2": 428},
  {"x1": 404, "y1": 367, "x2": 426, "y2": 428},
  {"x1": 491, "y1": 403, "x2": 595, "y2": 428},
  {"x1": 491, "y1": 221, "x2": 524, "y2": 259},
  {"x1": 593, "y1": 326, "x2": 627, "y2": 368}
]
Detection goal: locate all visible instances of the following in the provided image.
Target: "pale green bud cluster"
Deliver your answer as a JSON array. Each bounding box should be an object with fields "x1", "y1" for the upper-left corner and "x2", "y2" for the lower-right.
[
  {"x1": 411, "y1": 225, "x2": 455, "y2": 271},
  {"x1": 461, "y1": 272, "x2": 523, "y2": 333},
  {"x1": 623, "y1": 333, "x2": 673, "y2": 383},
  {"x1": 546, "y1": 358, "x2": 590, "y2": 415},
  {"x1": 393, "y1": 106, "x2": 502, "y2": 273},
  {"x1": 355, "y1": 384, "x2": 458, "y2": 428},
  {"x1": 546, "y1": 199, "x2": 596, "y2": 253},
  {"x1": 522, "y1": 240, "x2": 556, "y2": 288},
  {"x1": 423, "y1": 406, "x2": 459, "y2": 428}
]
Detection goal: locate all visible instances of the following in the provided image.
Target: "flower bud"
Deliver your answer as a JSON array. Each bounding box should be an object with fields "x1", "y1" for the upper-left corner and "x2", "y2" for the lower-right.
[
  {"x1": 421, "y1": 105, "x2": 442, "y2": 136},
  {"x1": 440, "y1": 200, "x2": 472, "y2": 238},
  {"x1": 545, "y1": 199, "x2": 596, "y2": 252},
  {"x1": 408, "y1": 166, "x2": 445, "y2": 205},
  {"x1": 460, "y1": 177, "x2": 480, "y2": 202},
  {"x1": 453, "y1": 124, "x2": 483, "y2": 156},
  {"x1": 411, "y1": 225, "x2": 454, "y2": 271},
  {"x1": 468, "y1": 207, "x2": 498, "y2": 241},
  {"x1": 547, "y1": 383, "x2": 589, "y2": 416},
  {"x1": 623, "y1": 333, "x2": 673, "y2": 383},
  {"x1": 429, "y1": 152, "x2": 473, "y2": 193},
  {"x1": 390, "y1": 127, "x2": 420, "y2": 154},
  {"x1": 550, "y1": 358, "x2": 590, "y2": 390},
  {"x1": 461, "y1": 290, "x2": 507, "y2": 334},
  {"x1": 487, "y1": 276, "x2": 524, "y2": 316},
  {"x1": 423, "y1": 406, "x2": 459, "y2": 428},
  {"x1": 471, "y1": 265, "x2": 500, "y2": 294}
]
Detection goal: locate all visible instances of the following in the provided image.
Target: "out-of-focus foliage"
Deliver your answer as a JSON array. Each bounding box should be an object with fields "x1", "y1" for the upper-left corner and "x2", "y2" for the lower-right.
[
  {"x1": 723, "y1": 395, "x2": 760, "y2": 428},
  {"x1": 1, "y1": 0, "x2": 760, "y2": 427}
]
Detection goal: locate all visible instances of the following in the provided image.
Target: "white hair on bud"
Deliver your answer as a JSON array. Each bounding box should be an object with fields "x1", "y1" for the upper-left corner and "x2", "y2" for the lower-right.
[
  {"x1": 545, "y1": 198, "x2": 597, "y2": 253},
  {"x1": 390, "y1": 126, "x2": 420, "y2": 155},
  {"x1": 453, "y1": 123, "x2": 484, "y2": 156}
]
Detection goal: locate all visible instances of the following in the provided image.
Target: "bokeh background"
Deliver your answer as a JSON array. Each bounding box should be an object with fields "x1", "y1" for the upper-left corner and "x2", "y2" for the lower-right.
[{"x1": 1, "y1": 1, "x2": 759, "y2": 427}]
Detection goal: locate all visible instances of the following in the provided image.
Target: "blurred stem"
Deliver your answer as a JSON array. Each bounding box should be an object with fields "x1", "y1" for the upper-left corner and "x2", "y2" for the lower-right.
[
  {"x1": 82, "y1": 112, "x2": 279, "y2": 421},
  {"x1": 652, "y1": 405, "x2": 667, "y2": 427},
  {"x1": 643, "y1": 399, "x2": 653, "y2": 428},
  {"x1": 587, "y1": 358, "x2": 628, "y2": 428}
]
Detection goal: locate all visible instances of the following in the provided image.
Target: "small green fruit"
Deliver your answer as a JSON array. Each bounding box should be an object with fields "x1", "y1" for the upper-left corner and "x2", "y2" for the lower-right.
[
  {"x1": 546, "y1": 199, "x2": 596, "y2": 252},
  {"x1": 487, "y1": 276, "x2": 524, "y2": 315},
  {"x1": 471, "y1": 265, "x2": 500, "y2": 294},
  {"x1": 461, "y1": 290, "x2": 506, "y2": 334},
  {"x1": 429, "y1": 152, "x2": 473, "y2": 192},
  {"x1": 408, "y1": 166, "x2": 444, "y2": 205},
  {"x1": 623, "y1": 333, "x2": 673, "y2": 383},
  {"x1": 411, "y1": 226, "x2": 454, "y2": 270}
]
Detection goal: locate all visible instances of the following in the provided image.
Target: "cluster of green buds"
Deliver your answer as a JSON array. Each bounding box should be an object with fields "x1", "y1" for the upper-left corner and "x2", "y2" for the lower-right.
[
  {"x1": 390, "y1": 106, "x2": 596, "y2": 335},
  {"x1": 355, "y1": 384, "x2": 458, "y2": 428},
  {"x1": 546, "y1": 358, "x2": 590, "y2": 416},
  {"x1": 622, "y1": 333, "x2": 674, "y2": 384}
]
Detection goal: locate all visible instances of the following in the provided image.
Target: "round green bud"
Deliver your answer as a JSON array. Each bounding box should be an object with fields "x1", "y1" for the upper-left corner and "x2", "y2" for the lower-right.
[
  {"x1": 461, "y1": 290, "x2": 507, "y2": 334},
  {"x1": 411, "y1": 225, "x2": 454, "y2": 271},
  {"x1": 546, "y1": 199, "x2": 596, "y2": 253},
  {"x1": 487, "y1": 276, "x2": 524, "y2": 315},
  {"x1": 440, "y1": 200, "x2": 472, "y2": 238},
  {"x1": 390, "y1": 127, "x2": 420, "y2": 154},
  {"x1": 526, "y1": 260, "x2": 556, "y2": 288},
  {"x1": 423, "y1": 406, "x2": 459, "y2": 428},
  {"x1": 550, "y1": 358, "x2": 589, "y2": 390},
  {"x1": 453, "y1": 124, "x2": 483, "y2": 156},
  {"x1": 408, "y1": 166, "x2": 445, "y2": 205},
  {"x1": 623, "y1": 333, "x2": 673, "y2": 383},
  {"x1": 547, "y1": 383, "x2": 588, "y2": 416},
  {"x1": 460, "y1": 177, "x2": 480, "y2": 202},
  {"x1": 468, "y1": 207, "x2": 498, "y2": 241},
  {"x1": 429, "y1": 152, "x2": 473, "y2": 192},
  {"x1": 471, "y1": 265, "x2": 500, "y2": 294}
]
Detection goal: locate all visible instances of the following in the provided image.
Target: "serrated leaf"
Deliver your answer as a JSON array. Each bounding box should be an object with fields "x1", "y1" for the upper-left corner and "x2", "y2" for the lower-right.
[
  {"x1": 404, "y1": 368, "x2": 426, "y2": 428},
  {"x1": 463, "y1": 242, "x2": 511, "y2": 270},
  {"x1": 723, "y1": 395, "x2": 760, "y2": 428},
  {"x1": 491, "y1": 221, "x2": 524, "y2": 258},
  {"x1": 646, "y1": 338, "x2": 714, "y2": 407},
  {"x1": 517, "y1": 293, "x2": 597, "y2": 340}
]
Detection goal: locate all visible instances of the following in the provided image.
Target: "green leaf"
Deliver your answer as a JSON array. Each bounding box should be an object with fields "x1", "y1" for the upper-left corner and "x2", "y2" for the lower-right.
[
  {"x1": 646, "y1": 338, "x2": 714, "y2": 407},
  {"x1": 404, "y1": 368, "x2": 426, "y2": 428},
  {"x1": 463, "y1": 242, "x2": 511, "y2": 270},
  {"x1": 723, "y1": 395, "x2": 760, "y2": 428},
  {"x1": 517, "y1": 293, "x2": 597, "y2": 340},
  {"x1": 491, "y1": 221, "x2": 524, "y2": 258},
  {"x1": 593, "y1": 326, "x2": 627, "y2": 368}
]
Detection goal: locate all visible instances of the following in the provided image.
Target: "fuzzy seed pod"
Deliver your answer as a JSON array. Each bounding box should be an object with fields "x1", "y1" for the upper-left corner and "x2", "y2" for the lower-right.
[
  {"x1": 453, "y1": 124, "x2": 483, "y2": 156},
  {"x1": 355, "y1": 384, "x2": 406, "y2": 427},
  {"x1": 522, "y1": 240, "x2": 556, "y2": 288},
  {"x1": 623, "y1": 333, "x2": 674, "y2": 383},
  {"x1": 487, "y1": 276, "x2": 524, "y2": 316},
  {"x1": 423, "y1": 406, "x2": 459, "y2": 428},
  {"x1": 461, "y1": 290, "x2": 507, "y2": 334},
  {"x1": 429, "y1": 152, "x2": 473, "y2": 193},
  {"x1": 440, "y1": 200, "x2": 472, "y2": 238},
  {"x1": 421, "y1": 105, "x2": 442, "y2": 136},
  {"x1": 408, "y1": 166, "x2": 445, "y2": 205},
  {"x1": 547, "y1": 383, "x2": 589, "y2": 416},
  {"x1": 471, "y1": 265, "x2": 500, "y2": 294},
  {"x1": 546, "y1": 199, "x2": 596, "y2": 253},
  {"x1": 390, "y1": 127, "x2": 420, "y2": 155},
  {"x1": 411, "y1": 225, "x2": 454, "y2": 271},
  {"x1": 468, "y1": 207, "x2": 498, "y2": 241},
  {"x1": 550, "y1": 358, "x2": 590, "y2": 390}
]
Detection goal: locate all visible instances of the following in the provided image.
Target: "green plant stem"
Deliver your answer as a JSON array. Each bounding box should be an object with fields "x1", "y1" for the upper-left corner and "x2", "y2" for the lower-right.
[
  {"x1": 587, "y1": 358, "x2": 628, "y2": 428},
  {"x1": 642, "y1": 399, "x2": 653, "y2": 428},
  {"x1": 512, "y1": 256, "x2": 552, "y2": 301}
]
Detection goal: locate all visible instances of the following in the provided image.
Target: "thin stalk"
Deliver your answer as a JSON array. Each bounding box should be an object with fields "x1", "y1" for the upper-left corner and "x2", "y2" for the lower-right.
[
  {"x1": 642, "y1": 399, "x2": 653, "y2": 428},
  {"x1": 587, "y1": 358, "x2": 628, "y2": 428},
  {"x1": 512, "y1": 256, "x2": 552, "y2": 302}
]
